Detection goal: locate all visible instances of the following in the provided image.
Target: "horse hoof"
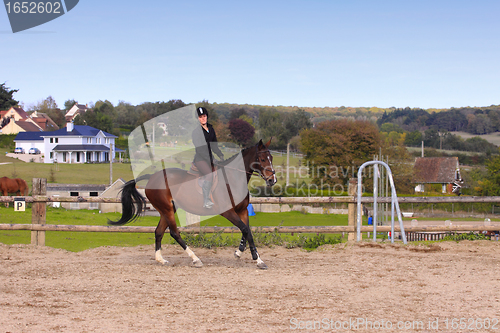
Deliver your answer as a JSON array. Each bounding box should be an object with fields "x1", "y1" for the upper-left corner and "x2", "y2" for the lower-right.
[
  {"x1": 234, "y1": 251, "x2": 241, "y2": 259},
  {"x1": 256, "y1": 262, "x2": 268, "y2": 270},
  {"x1": 192, "y1": 260, "x2": 203, "y2": 268}
]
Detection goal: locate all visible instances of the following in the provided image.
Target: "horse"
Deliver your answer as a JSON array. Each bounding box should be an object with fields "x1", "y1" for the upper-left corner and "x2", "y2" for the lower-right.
[
  {"x1": 0, "y1": 177, "x2": 29, "y2": 196},
  {"x1": 0, "y1": 177, "x2": 29, "y2": 207},
  {"x1": 109, "y1": 139, "x2": 277, "y2": 269}
]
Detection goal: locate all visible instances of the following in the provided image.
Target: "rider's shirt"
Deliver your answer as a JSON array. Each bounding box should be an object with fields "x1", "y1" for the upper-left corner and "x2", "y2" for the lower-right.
[{"x1": 192, "y1": 123, "x2": 224, "y2": 164}]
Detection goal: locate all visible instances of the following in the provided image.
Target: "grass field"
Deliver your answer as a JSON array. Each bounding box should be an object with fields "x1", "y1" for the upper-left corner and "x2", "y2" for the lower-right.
[
  {"x1": 0, "y1": 206, "x2": 349, "y2": 252},
  {"x1": 0, "y1": 149, "x2": 311, "y2": 191},
  {"x1": 451, "y1": 131, "x2": 500, "y2": 147}
]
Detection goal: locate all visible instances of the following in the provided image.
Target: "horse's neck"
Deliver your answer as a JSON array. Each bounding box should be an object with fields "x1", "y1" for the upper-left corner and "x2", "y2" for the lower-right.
[{"x1": 242, "y1": 148, "x2": 256, "y2": 183}]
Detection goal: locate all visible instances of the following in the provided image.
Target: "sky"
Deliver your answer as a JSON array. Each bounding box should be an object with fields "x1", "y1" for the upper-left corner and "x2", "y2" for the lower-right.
[{"x1": 1, "y1": 0, "x2": 499, "y2": 110}]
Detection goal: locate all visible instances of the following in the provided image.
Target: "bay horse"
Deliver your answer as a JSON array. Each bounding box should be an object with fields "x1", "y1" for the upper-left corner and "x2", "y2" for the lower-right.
[{"x1": 109, "y1": 139, "x2": 277, "y2": 269}]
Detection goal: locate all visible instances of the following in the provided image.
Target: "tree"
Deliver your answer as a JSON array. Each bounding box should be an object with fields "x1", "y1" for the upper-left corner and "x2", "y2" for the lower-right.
[
  {"x1": 0, "y1": 82, "x2": 19, "y2": 110},
  {"x1": 423, "y1": 128, "x2": 440, "y2": 149},
  {"x1": 228, "y1": 118, "x2": 255, "y2": 147},
  {"x1": 258, "y1": 109, "x2": 312, "y2": 148},
  {"x1": 300, "y1": 119, "x2": 380, "y2": 186},
  {"x1": 229, "y1": 107, "x2": 247, "y2": 120},
  {"x1": 74, "y1": 100, "x2": 115, "y2": 133},
  {"x1": 64, "y1": 99, "x2": 77, "y2": 111},
  {"x1": 29, "y1": 96, "x2": 65, "y2": 128},
  {"x1": 476, "y1": 150, "x2": 500, "y2": 196},
  {"x1": 404, "y1": 130, "x2": 423, "y2": 146}
]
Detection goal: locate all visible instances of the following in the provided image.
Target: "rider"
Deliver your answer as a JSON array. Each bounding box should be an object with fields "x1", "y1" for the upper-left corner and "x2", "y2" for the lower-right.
[{"x1": 192, "y1": 106, "x2": 224, "y2": 208}]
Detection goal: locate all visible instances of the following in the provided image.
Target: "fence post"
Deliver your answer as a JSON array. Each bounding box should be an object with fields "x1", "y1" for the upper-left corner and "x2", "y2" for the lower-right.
[
  {"x1": 348, "y1": 178, "x2": 357, "y2": 241},
  {"x1": 31, "y1": 178, "x2": 47, "y2": 246}
]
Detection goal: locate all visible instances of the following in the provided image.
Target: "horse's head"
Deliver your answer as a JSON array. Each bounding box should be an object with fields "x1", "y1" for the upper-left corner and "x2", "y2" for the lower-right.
[{"x1": 252, "y1": 138, "x2": 277, "y2": 186}]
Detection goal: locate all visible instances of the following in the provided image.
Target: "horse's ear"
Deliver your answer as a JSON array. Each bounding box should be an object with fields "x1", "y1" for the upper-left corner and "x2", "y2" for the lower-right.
[
  {"x1": 257, "y1": 139, "x2": 263, "y2": 147},
  {"x1": 265, "y1": 137, "x2": 272, "y2": 148}
]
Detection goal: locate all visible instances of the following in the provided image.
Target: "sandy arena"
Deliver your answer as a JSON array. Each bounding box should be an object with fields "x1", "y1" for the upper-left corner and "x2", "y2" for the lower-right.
[{"x1": 1, "y1": 241, "x2": 499, "y2": 332}]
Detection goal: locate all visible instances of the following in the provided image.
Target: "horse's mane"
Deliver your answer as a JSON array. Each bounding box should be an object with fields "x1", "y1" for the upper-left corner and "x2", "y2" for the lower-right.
[{"x1": 218, "y1": 145, "x2": 255, "y2": 166}]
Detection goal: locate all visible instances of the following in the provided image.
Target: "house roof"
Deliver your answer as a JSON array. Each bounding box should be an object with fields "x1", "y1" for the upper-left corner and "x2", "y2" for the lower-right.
[
  {"x1": 47, "y1": 184, "x2": 107, "y2": 192},
  {"x1": 16, "y1": 121, "x2": 43, "y2": 132},
  {"x1": 65, "y1": 103, "x2": 88, "y2": 117},
  {"x1": 30, "y1": 112, "x2": 59, "y2": 131},
  {"x1": 413, "y1": 157, "x2": 459, "y2": 184},
  {"x1": 41, "y1": 125, "x2": 117, "y2": 138},
  {"x1": 52, "y1": 144, "x2": 125, "y2": 152},
  {"x1": 14, "y1": 131, "x2": 45, "y2": 141},
  {"x1": 12, "y1": 107, "x2": 29, "y2": 119}
]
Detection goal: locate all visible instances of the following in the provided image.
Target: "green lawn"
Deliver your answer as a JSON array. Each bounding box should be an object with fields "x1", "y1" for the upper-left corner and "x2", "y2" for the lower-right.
[
  {"x1": 0, "y1": 150, "x2": 308, "y2": 191},
  {"x1": 0, "y1": 206, "x2": 348, "y2": 252}
]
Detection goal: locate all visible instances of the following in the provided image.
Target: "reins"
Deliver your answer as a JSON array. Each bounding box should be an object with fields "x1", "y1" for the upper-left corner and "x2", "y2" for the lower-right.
[{"x1": 213, "y1": 147, "x2": 275, "y2": 182}]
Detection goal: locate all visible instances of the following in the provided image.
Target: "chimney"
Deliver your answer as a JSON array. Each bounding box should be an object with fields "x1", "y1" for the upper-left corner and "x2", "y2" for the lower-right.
[{"x1": 67, "y1": 120, "x2": 74, "y2": 132}]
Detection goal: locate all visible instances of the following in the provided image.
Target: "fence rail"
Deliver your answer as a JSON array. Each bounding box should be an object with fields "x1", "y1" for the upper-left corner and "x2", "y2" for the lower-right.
[
  {"x1": 1, "y1": 178, "x2": 500, "y2": 246},
  {"x1": 2, "y1": 195, "x2": 500, "y2": 204}
]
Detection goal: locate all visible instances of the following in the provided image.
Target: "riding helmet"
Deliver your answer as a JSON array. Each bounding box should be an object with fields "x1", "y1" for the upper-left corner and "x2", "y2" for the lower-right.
[{"x1": 196, "y1": 107, "x2": 208, "y2": 117}]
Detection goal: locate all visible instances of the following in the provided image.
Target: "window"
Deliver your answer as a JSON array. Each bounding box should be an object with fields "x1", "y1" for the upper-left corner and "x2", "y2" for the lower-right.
[
  {"x1": 87, "y1": 138, "x2": 92, "y2": 143},
  {"x1": 55, "y1": 138, "x2": 58, "y2": 143},
  {"x1": 70, "y1": 192, "x2": 79, "y2": 196},
  {"x1": 89, "y1": 192, "x2": 98, "y2": 197},
  {"x1": 63, "y1": 152, "x2": 67, "y2": 162},
  {"x1": 50, "y1": 138, "x2": 53, "y2": 143},
  {"x1": 50, "y1": 152, "x2": 53, "y2": 159}
]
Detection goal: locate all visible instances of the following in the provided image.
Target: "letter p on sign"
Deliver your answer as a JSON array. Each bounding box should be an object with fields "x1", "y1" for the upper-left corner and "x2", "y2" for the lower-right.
[{"x1": 14, "y1": 198, "x2": 25, "y2": 212}]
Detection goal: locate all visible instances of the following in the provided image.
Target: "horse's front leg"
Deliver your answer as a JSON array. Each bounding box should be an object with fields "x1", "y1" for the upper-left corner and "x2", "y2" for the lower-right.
[
  {"x1": 234, "y1": 235, "x2": 247, "y2": 259},
  {"x1": 222, "y1": 211, "x2": 267, "y2": 269}
]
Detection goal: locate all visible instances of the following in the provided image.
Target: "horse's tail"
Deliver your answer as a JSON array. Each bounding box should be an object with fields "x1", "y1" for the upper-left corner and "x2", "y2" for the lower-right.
[{"x1": 108, "y1": 174, "x2": 151, "y2": 226}]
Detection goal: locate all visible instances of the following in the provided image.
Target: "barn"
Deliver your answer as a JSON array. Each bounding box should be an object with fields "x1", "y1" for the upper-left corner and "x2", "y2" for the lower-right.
[{"x1": 413, "y1": 157, "x2": 462, "y2": 194}]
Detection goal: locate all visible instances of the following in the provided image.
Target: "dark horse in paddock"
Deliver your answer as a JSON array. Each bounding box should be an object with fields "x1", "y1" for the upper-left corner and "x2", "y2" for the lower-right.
[
  {"x1": 0, "y1": 177, "x2": 29, "y2": 207},
  {"x1": 109, "y1": 139, "x2": 276, "y2": 269}
]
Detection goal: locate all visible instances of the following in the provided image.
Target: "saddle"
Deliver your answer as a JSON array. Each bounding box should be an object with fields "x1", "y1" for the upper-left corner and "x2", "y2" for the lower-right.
[{"x1": 187, "y1": 163, "x2": 219, "y2": 195}]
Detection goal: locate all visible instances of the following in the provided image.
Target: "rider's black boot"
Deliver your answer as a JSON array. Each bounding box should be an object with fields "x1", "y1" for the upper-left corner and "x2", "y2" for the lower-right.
[{"x1": 202, "y1": 181, "x2": 214, "y2": 209}]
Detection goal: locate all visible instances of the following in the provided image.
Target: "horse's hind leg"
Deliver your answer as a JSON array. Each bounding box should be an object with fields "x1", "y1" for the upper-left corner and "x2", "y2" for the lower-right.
[
  {"x1": 154, "y1": 214, "x2": 170, "y2": 265},
  {"x1": 168, "y1": 221, "x2": 203, "y2": 268},
  {"x1": 155, "y1": 203, "x2": 203, "y2": 268}
]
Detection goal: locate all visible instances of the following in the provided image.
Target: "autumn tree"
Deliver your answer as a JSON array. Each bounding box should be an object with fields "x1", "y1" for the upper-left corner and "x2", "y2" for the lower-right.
[
  {"x1": 228, "y1": 118, "x2": 255, "y2": 147},
  {"x1": 300, "y1": 119, "x2": 380, "y2": 186}
]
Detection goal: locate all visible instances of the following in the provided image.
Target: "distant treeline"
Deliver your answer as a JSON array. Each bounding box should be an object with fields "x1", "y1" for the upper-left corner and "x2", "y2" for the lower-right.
[{"x1": 377, "y1": 106, "x2": 500, "y2": 135}]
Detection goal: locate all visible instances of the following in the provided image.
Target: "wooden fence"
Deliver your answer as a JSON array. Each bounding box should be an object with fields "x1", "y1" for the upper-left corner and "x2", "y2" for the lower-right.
[{"x1": 1, "y1": 178, "x2": 500, "y2": 246}]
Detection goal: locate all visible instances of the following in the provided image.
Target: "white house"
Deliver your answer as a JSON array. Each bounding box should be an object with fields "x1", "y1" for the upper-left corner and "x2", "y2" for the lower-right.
[
  {"x1": 13, "y1": 131, "x2": 45, "y2": 153},
  {"x1": 43, "y1": 122, "x2": 123, "y2": 163},
  {"x1": 14, "y1": 122, "x2": 124, "y2": 163}
]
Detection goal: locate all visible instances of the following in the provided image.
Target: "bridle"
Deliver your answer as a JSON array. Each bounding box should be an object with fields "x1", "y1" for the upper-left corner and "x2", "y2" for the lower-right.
[
  {"x1": 254, "y1": 149, "x2": 276, "y2": 183},
  {"x1": 214, "y1": 147, "x2": 276, "y2": 182}
]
